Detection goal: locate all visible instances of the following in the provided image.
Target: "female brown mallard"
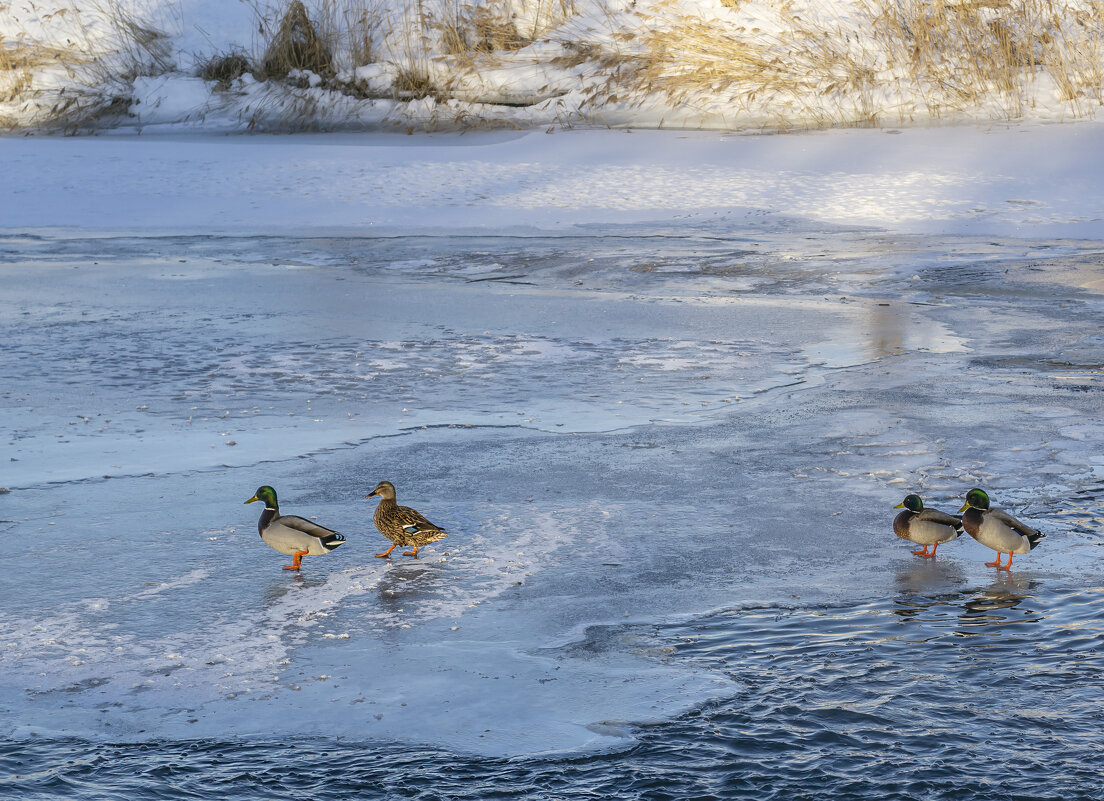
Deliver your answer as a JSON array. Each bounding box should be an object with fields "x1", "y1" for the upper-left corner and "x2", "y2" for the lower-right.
[
  {"x1": 892, "y1": 493, "x2": 962, "y2": 558},
  {"x1": 244, "y1": 485, "x2": 346, "y2": 570},
  {"x1": 365, "y1": 480, "x2": 448, "y2": 559},
  {"x1": 958, "y1": 487, "x2": 1044, "y2": 569}
]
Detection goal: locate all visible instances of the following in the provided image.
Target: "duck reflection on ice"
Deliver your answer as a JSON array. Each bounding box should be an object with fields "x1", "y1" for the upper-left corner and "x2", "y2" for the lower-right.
[
  {"x1": 376, "y1": 563, "x2": 440, "y2": 608},
  {"x1": 262, "y1": 570, "x2": 329, "y2": 606},
  {"x1": 892, "y1": 558, "x2": 968, "y2": 622}
]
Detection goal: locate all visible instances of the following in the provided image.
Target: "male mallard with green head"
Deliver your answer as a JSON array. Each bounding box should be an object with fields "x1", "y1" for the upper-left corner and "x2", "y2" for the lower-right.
[
  {"x1": 244, "y1": 485, "x2": 346, "y2": 570},
  {"x1": 958, "y1": 487, "x2": 1044, "y2": 570},
  {"x1": 892, "y1": 493, "x2": 962, "y2": 557},
  {"x1": 365, "y1": 480, "x2": 448, "y2": 559}
]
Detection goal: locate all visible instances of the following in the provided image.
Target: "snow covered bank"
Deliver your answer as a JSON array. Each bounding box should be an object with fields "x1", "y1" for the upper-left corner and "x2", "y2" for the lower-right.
[{"x1": 5, "y1": 0, "x2": 1104, "y2": 133}]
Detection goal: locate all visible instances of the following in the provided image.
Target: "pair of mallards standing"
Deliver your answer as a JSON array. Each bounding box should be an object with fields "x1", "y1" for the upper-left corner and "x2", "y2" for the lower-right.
[
  {"x1": 893, "y1": 488, "x2": 1044, "y2": 569},
  {"x1": 243, "y1": 481, "x2": 448, "y2": 570}
]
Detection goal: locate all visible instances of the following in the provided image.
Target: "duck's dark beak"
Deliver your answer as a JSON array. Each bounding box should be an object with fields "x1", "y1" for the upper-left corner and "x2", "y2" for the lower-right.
[
  {"x1": 957, "y1": 502, "x2": 969, "y2": 513},
  {"x1": 366, "y1": 490, "x2": 378, "y2": 498},
  {"x1": 893, "y1": 502, "x2": 905, "y2": 509},
  {"x1": 244, "y1": 495, "x2": 259, "y2": 504}
]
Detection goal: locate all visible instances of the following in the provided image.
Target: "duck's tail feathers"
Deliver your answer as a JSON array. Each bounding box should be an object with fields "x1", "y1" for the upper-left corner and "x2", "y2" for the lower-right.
[
  {"x1": 324, "y1": 533, "x2": 347, "y2": 550},
  {"x1": 1027, "y1": 530, "x2": 1045, "y2": 550}
]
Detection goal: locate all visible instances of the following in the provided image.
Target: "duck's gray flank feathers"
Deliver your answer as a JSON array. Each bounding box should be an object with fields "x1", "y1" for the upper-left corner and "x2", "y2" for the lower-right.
[
  {"x1": 274, "y1": 515, "x2": 346, "y2": 545},
  {"x1": 917, "y1": 508, "x2": 963, "y2": 528},
  {"x1": 988, "y1": 508, "x2": 1044, "y2": 542}
]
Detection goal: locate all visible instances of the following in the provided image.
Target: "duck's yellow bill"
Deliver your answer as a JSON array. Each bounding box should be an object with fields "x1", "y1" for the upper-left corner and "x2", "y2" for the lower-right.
[
  {"x1": 244, "y1": 494, "x2": 259, "y2": 504},
  {"x1": 957, "y1": 502, "x2": 969, "y2": 513},
  {"x1": 893, "y1": 502, "x2": 905, "y2": 508}
]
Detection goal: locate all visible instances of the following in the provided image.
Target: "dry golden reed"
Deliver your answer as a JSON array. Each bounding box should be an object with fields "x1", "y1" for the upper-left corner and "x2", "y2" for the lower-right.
[{"x1": 610, "y1": 0, "x2": 1104, "y2": 127}]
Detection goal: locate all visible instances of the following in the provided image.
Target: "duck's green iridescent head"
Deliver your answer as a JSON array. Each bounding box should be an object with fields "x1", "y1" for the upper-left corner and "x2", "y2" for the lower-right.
[
  {"x1": 958, "y1": 488, "x2": 990, "y2": 513},
  {"x1": 244, "y1": 485, "x2": 279, "y2": 509},
  {"x1": 894, "y1": 494, "x2": 924, "y2": 512}
]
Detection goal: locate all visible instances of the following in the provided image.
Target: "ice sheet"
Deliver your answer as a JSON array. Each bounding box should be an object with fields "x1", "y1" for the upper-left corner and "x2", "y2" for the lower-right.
[{"x1": 1, "y1": 227, "x2": 1101, "y2": 757}]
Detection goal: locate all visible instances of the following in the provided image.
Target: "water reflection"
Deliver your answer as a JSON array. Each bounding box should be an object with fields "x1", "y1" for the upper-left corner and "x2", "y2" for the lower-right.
[
  {"x1": 891, "y1": 562, "x2": 1043, "y2": 634},
  {"x1": 866, "y1": 302, "x2": 906, "y2": 359},
  {"x1": 1052, "y1": 481, "x2": 1104, "y2": 540},
  {"x1": 804, "y1": 302, "x2": 967, "y2": 367},
  {"x1": 957, "y1": 574, "x2": 1042, "y2": 630}
]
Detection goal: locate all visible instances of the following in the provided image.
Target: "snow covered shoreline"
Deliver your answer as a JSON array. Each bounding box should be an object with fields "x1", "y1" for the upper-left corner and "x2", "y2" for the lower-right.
[{"x1": 6, "y1": 0, "x2": 1104, "y2": 135}]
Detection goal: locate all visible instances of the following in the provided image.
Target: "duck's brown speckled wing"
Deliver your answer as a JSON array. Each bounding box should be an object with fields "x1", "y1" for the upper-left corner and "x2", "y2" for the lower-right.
[
  {"x1": 375, "y1": 503, "x2": 449, "y2": 546},
  {"x1": 395, "y1": 505, "x2": 449, "y2": 546}
]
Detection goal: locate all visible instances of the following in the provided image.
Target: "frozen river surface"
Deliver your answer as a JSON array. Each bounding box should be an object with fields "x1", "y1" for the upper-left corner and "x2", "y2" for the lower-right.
[{"x1": 1, "y1": 222, "x2": 1103, "y2": 798}]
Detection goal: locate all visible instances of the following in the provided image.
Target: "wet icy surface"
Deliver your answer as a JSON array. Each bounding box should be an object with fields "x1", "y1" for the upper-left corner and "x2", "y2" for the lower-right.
[{"x1": 1, "y1": 225, "x2": 1103, "y2": 795}]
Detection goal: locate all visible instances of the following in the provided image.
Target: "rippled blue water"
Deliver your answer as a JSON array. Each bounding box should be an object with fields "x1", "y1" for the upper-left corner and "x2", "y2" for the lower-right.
[{"x1": 6, "y1": 578, "x2": 1102, "y2": 800}]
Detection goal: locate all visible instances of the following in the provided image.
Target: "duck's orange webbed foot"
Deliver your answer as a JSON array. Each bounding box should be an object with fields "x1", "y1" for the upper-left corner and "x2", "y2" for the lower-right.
[
  {"x1": 283, "y1": 550, "x2": 309, "y2": 570},
  {"x1": 985, "y1": 554, "x2": 1003, "y2": 567},
  {"x1": 375, "y1": 543, "x2": 397, "y2": 559},
  {"x1": 911, "y1": 545, "x2": 932, "y2": 557},
  {"x1": 998, "y1": 554, "x2": 1013, "y2": 570},
  {"x1": 403, "y1": 546, "x2": 420, "y2": 558}
]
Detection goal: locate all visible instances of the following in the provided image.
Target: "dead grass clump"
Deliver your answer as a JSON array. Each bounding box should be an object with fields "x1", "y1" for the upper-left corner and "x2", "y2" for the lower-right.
[
  {"x1": 467, "y1": 4, "x2": 527, "y2": 53},
  {"x1": 261, "y1": 0, "x2": 335, "y2": 79},
  {"x1": 437, "y1": 0, "x2": 576, "y2": 59},
  {"x1": 201, "y1": 52, "x2": 253, "y2": 87},
  {"x1": 392, "y1": 64, "x2": 439, "y2": 98}
]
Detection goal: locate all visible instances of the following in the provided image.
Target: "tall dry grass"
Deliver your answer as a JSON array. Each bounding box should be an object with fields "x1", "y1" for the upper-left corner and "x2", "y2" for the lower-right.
[
  {"x1": 1, "y1": 42, "x2": 77, "y2": 103},
  {"x1": 868, "y1": 0, "x2": 1104, "y2": 116},
  {"x1": 9, "y1": 0, "x2": 1104, "y2": 132},
  {"x1": 1, "y1": 1, "x2": 172, "y2": 131},
  {"x1": 604, "y1": 0, "x2": 1104, "y2": 127}
]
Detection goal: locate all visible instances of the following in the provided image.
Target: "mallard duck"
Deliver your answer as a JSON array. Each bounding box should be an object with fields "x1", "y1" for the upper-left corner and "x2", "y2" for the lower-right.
[
  {"x1": 244, "y1": 485, "x2": 346, "y2": 570},
  {"x1": 365, "y1": 480, "x2": 448, "y2": 559},
  {"x1": 893, "y1": 493, "x2": 963, "y2": 557},
  {"x1": 958, "y1": 488, "x2": 1044, "y2": 569}
]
